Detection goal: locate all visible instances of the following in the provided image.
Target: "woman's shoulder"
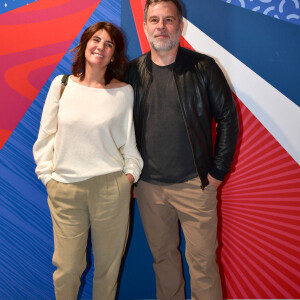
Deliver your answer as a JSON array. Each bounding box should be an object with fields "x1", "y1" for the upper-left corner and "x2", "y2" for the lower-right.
[
  {"x1": 50, "y1": 74, "x2": 68, "y2": 89},
  {"x1": 108, "y1": 79, "x2": 131, "y2": 89},
  {"x1": 52, "y1": 74, "x2": 64, "y2": 84},
  {"x1": 47, "y1": 75, "x2": 65, "y2": 95},
  {"x1": 110, "y1": 80, "x2": 133, "y2": 105}
]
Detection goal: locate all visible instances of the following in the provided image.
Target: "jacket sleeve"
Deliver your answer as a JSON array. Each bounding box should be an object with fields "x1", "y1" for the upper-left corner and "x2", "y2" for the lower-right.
[
  {"x1": 32, "y1": 75, "x2": 62, "y2": 186},
  {"x1": 206, "y1": 60, "x2": 239, "y2": 180},
  {"x1": 119, "y1": 87, "x2": 143, "y2": 183}
]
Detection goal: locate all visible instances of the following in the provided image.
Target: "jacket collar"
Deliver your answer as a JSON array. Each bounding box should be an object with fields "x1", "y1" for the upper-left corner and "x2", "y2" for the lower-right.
[{"x1": 145, "y1": 45, "x2": 183, "y2": 73}]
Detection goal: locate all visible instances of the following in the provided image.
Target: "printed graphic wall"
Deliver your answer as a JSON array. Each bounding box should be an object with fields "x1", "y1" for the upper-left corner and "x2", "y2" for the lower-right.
[{"x1": 0, "y1": 0, "x2": 299, "y2": 299}]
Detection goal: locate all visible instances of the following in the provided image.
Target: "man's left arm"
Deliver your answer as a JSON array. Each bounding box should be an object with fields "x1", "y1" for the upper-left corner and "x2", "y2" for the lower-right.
[{"x1": 206, "y1": 60, "x2": 239, "y2": 188}]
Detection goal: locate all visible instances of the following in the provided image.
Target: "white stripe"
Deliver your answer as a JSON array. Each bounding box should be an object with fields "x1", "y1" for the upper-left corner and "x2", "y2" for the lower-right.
[{"x1": 182, "y1": 18, "x2": 300, "y2": 164}]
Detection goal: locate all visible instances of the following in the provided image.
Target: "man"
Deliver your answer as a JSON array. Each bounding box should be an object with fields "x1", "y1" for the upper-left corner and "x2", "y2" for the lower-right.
[{"x1": 125, "y1": 0, "x2": 239, "y2": 299}]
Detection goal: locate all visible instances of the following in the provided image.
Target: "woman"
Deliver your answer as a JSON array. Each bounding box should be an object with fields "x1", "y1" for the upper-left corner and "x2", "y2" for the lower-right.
[{"x1": 33, "y1": 22, "x2": 143, "y2": 299}]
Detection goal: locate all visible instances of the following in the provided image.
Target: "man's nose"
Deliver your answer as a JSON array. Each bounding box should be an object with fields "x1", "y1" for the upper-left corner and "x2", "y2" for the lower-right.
[{"x1": 157, "y1": 19, "x2": 166, "y2": 29}]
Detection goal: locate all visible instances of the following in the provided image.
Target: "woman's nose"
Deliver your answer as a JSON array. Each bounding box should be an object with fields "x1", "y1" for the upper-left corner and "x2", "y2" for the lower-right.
[{"x1": 97, "y1": 41, "x2": 104, "y2": 50}]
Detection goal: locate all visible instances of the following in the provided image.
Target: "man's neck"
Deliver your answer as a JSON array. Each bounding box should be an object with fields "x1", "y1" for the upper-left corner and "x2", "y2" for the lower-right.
[{"x1": 150, "y1": 44, "x2": 179, "y2": 66}]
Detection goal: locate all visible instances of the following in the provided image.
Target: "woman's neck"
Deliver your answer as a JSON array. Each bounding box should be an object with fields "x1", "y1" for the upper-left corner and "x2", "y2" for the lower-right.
[{"x1": 81, "y1": 65, "x2": 107, "y2": 88}]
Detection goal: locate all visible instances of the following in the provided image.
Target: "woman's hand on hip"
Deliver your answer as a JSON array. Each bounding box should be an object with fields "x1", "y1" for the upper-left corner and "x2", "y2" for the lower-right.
[{"x1": 125, "y1": 173, "x2": 134, "y2": 185}]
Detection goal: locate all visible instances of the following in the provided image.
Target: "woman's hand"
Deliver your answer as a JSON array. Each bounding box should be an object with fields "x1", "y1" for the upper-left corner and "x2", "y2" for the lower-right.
[{"x1": 125, "y1": 173, "x2": 134, "y2": 185}]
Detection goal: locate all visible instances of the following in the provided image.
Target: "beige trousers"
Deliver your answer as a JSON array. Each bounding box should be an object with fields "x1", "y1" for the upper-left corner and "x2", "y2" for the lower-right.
[
  {"x1": 46, "y1": 171, "x2": 131, "y2": 300},
  {"x1": 135, "y1": 177, "x2": 222, "y2": 300}
]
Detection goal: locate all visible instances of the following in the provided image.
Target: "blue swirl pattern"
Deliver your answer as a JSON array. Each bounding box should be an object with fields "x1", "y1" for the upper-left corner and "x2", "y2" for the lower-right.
[{"x1": 221, "y1": 0, "x2": 300, "y2": 25}]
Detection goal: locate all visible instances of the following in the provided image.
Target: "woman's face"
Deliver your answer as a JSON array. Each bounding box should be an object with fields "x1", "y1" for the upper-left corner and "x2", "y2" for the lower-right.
[{"x1": 85, "y1": 29, "x2": 115, "y2": 69}]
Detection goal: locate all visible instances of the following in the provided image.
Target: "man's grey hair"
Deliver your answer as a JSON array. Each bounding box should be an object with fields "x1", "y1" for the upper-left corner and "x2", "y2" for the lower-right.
[{"x1": 144, "y1": 0, "x2": 183, "y2": 22}]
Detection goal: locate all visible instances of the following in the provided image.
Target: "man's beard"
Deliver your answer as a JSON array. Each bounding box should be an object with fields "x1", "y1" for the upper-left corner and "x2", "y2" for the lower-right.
[{"x1": 145, "y1": 28, "x2": 181, "y2": 52}]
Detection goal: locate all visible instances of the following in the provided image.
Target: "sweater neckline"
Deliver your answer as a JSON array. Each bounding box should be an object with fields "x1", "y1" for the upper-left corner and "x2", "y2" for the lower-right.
[{"x1": 69, "y1": 76, "x2": 129, "y2": 91}]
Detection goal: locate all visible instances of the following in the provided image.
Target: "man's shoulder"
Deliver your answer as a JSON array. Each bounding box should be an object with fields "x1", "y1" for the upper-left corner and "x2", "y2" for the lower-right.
[
  {"x1": 128, "y1": 52, "x2": 148, "y2": 69},
  {"x1": 125, "y1": 52, "x2": 150, "y2": 83},
  {"x1": 180, "y1": 47, "x2": 215, "y2": 65}
]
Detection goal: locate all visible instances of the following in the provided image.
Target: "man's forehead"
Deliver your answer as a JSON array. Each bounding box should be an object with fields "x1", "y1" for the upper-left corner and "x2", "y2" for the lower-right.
[{"x1": 147, "y1": 2, "x2": 178, "y2": 16}]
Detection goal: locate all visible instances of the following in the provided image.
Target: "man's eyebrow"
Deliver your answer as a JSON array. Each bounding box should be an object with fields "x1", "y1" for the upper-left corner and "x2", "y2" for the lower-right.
[{"x1": 148, "y1": 15, "x2": 176, "y2": 19}]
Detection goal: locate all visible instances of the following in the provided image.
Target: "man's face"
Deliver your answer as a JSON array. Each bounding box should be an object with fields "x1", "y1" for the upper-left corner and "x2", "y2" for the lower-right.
[{"x1": 144, "y1": 1, "x2": 183, "y2": 52}]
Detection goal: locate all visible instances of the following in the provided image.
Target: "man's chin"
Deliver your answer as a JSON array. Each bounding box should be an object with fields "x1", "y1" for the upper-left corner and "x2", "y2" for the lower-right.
[{"x1": 151, "y1": 42, "x2": 175, "y2": 52}]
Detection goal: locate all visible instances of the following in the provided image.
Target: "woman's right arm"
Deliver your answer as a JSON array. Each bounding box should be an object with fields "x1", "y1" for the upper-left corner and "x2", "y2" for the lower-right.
[{"x1": 33, "y1": 75, "x2": 62, "y2": 186}]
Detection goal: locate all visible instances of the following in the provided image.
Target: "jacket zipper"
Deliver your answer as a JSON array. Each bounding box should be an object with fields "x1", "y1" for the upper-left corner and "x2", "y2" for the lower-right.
[
  {"x1": 173, "y1": 73, "x2": 205, "y2": 189},
  {"x1": 139, "y1": 79, "x2": 153, "y2": 153}
]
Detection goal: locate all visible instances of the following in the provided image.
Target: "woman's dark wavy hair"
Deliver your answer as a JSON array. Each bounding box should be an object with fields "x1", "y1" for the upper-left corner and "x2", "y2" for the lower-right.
[{"x1": 71, "y1": 22, "x2": 127, "y2": 85}]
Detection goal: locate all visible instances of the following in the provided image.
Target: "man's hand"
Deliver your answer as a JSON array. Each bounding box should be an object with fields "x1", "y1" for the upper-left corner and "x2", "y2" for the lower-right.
[
  {"x1": 207, "y1": 173, "x2": 222, "y2": 190},
  {"x1": 125, "y1": 173, "x2": 134, "y2": 185}
]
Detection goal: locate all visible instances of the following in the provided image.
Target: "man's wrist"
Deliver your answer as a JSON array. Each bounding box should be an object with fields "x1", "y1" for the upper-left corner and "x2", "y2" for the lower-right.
[{"x1": 207, "y1": 173, "x2": 222, "y2": 189}]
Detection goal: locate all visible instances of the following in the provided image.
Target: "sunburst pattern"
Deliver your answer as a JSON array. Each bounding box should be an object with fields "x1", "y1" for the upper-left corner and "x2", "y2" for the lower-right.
[{"x1": 219, "y1": 95, "x2": 300, "y2": 299}]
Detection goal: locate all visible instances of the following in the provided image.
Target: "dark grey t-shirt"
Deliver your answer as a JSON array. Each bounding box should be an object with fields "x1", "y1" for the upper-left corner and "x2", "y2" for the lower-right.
[{"x1": 140, "y1": 62, "x2": 197, "y2": 185}]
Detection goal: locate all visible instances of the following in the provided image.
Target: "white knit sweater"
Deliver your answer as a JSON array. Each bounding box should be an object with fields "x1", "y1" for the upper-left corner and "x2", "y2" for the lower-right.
[{"x1": 33, "y1": 75, "x2": 143, "y2": 186}]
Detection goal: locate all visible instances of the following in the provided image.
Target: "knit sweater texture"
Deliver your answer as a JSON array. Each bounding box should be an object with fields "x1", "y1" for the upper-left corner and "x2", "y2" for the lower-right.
[{"x1": 33, "y1": 75, "x2": 143, "y2": 186}]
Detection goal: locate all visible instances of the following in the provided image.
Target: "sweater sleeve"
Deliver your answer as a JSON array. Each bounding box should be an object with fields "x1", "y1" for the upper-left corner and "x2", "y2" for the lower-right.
[
  {"x1": 120, "y1": 88, "x2": 143, "y2": 183},
  {"x1": 32, "y1": 75, "x2": 62, "y2": 186}
]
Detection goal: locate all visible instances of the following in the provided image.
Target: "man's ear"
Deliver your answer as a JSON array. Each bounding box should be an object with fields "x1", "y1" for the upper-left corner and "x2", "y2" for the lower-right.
[{"x1": 180, "y1": 21, "x2": 184, "y2": 35}]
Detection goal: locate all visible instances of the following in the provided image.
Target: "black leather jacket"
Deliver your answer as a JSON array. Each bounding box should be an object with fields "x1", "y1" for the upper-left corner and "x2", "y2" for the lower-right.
[{"x1": 125, "y1": 47, "x2": 239, "y2": 188}]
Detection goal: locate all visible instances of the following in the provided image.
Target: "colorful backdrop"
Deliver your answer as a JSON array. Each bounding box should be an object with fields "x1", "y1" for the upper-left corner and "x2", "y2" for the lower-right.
[{"x1": 0, "y1": 0, "x2": 299, "y2": 299}]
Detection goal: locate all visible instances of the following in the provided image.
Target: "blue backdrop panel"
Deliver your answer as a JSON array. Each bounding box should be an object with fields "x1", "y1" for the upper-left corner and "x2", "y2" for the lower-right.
[
  {"x1": 185, "y1": 0, "x2": 300, "y2": 106},
  {"x1": 220, "y1": 0, "x2": 300, "y2": 26}
]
